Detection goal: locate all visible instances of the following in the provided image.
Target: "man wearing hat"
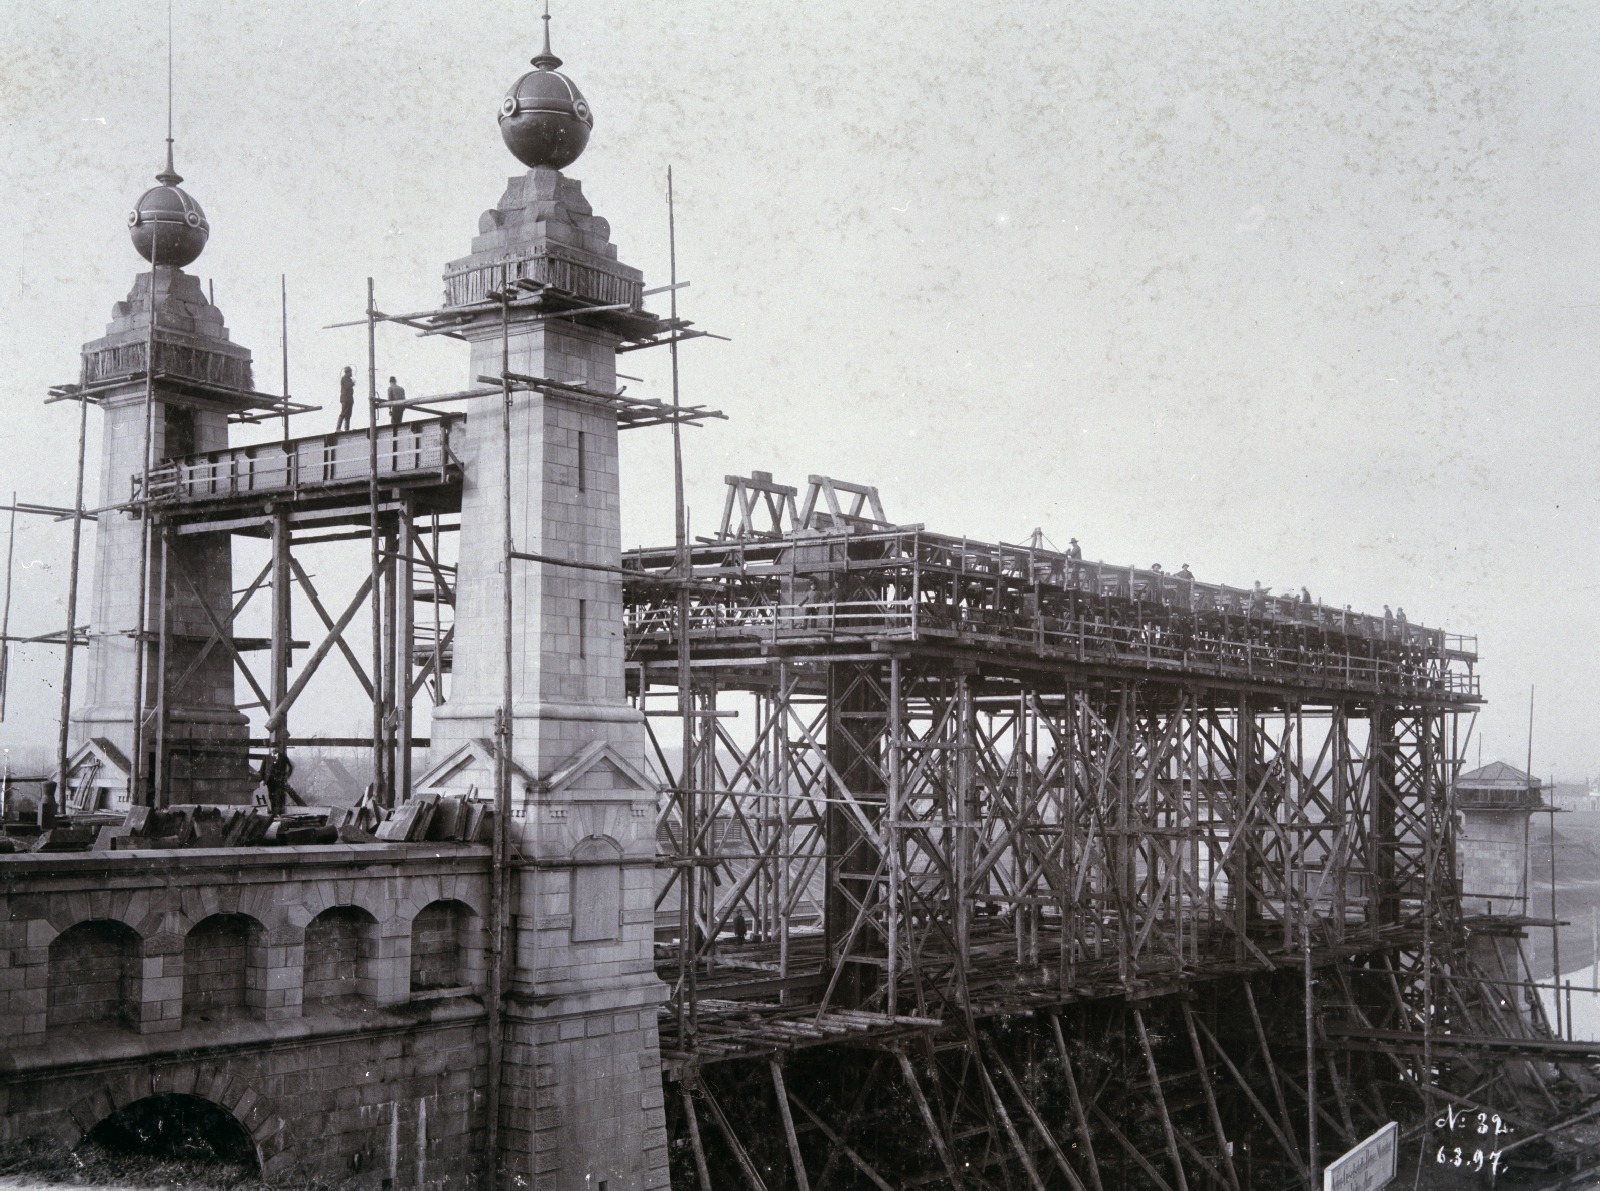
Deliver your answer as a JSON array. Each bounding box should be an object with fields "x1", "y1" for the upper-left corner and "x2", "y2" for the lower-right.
[{"x1": 335, "y1": 366, "x2": 355, "y2": 432}]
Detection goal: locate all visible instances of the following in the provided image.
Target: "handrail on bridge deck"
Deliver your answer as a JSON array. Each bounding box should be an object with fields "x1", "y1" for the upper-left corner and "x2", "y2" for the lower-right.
[
  {"x1": 624, "y1": 597, "x2": 1481, "y2": 698},
  {"x1": 626, "y1": 525, "x2": 1480, "y2": 660},
  {"x1": 136, "y1": 415, "x2": 465, "y2": 506}
]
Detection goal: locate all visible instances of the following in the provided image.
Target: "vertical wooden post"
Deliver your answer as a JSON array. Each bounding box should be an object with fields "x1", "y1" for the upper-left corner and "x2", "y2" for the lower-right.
[
  {"x1": 381, "y1": 520, "x2": 398, "y2": 799},
  {"x1": 150, "y1": 527, "x2": 170, "y2": 806},
  {"x1": 280, "y1": 274, "x2": 290, "y2": 446},
  {"x1": 54, "y1": 397, "x2": 89, "y2": 803},
  {"x1": 886, "y1": 655, "x2": 901, "y2": 1017},
  {"x1": 0, "y1": 492, "x2": 15, "y2": 722},
  {"x1": 429, "y1": 512, "x2": 443, "y2": 702},
  {"x1": 1235, "y1": 696, "x2": 1254, "y2": 948},
  {"x1": 666, "y1": 163, "x2": 699, "y2": 1048},
  {"x1": 484, "y1": 287, "x2": 514, "y2": 1190},
  {"x1": 776, "y1": 663, "x2": 791, "y2": 999},
  {"x1": 1061, "y1": 689, "x2": 1077, "y2": 994},
  {"x1": 955, "y1": 673, "x2": 974, "y2": 977},
  {"x1": 1303, "y1": 921, "x2": 1318, "y2": 1184},
  {"x1": 269, "y1": 508, "x2": 291, "y2": 759},
  {"x1": 395, "y1": 502, "x2": 414, "y2": 800},
  {"x1": 365, "y1": 276, "x2": 386, "y2": 808},
  {"x1": 130, "y1": 268, "x2": 160, "y2": 807},
  {"x1": 1332, "y1": 704, "x2": 1349, "y2": 940}
]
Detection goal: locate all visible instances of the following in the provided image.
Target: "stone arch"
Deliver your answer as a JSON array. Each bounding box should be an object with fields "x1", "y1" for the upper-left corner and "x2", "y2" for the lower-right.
[
  {"x1": 408, "y1": 899, "x2": 484, "y2": 992},
  {"x1": 41, "y1": 889, "x2": 148, "y2": 945},
  {"x1": 571, "y1": 835, "x2": 623, "y2": 944},
  {"x1": 82, "y1": 1092, "x2": 257, "y2": 1170},
  {"x1": 302, "y1": 905, "x2": 379, "y2": 1012},
  {"x1": 183, "y1": 912, "x2": 268, "y2": 1022},
  {"x1": 299, "y1": 879, "x2": 388, "y2": 927},
  {"x1": 62, "y1": 1068, "x2": 284, "y2": 1174},
  {"x1": 48, "y1": 919, "x2": 141, "y2": 1031}
]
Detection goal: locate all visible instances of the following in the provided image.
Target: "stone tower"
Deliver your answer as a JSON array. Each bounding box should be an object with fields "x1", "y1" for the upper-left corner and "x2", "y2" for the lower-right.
[
  {"x1": 71, "y1": 149, "x2": 252, "y2": 807},
  {"x1": 1457, "y1": 761, "x2": 1545, "y2": 1035},
  {"x1": 1457, "y1": 761, "x2": 1542, "y2": 918},
  {"x1": 418, "y1": 16, "x2": 670, "y2": 1187}
]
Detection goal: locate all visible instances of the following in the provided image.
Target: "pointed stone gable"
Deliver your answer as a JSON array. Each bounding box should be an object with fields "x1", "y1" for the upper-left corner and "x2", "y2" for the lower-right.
[
  {"x1": 417, "y1": 738, "x2": 655, "y2": 806},
  {"x1": 415, "y1": 738, "x2": 548, "y2": 801},
  {"x1": 541, "y1": 740, "x2": 656, "y2": 802}
]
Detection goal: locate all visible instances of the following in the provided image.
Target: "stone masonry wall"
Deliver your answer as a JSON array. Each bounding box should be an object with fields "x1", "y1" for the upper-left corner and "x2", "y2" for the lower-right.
[
  {"x1": 501, "y1": 1000, "x2": 669, "y2": 1188},
  {"x1": 0, "y1": 845, "x2": 493, "y2": 1184},
  {"x1": 303, "y1": 907, "x2": 379, "y2": 1009},
  {"x1": 45, "y1": 921, "x2": 140, "y2": 1029},
  {"x1": 409, "y1": 902, "x2": 463, "y2": 992},
  {"x1": 1458, "y1": 808, "x2": 1530, "y2": 915},
  {"x1": 0, "y1": 1020, "x2": 487, "y2": 1186},
  {"x1": 181, "y1": 913, "x2": 257, "y2": 1017}
]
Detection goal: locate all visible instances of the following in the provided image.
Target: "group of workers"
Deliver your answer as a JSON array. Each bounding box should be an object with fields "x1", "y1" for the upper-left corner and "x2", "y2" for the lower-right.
[
  {"x1": 1040, "y1": 538, "x2": 1426, "y2": 647},
  {"x1": 333, "y1": 367, "x2": 409, "y2": 432}
]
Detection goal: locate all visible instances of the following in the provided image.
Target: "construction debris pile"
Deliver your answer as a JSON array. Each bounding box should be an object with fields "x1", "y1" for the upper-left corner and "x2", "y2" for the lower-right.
[{"x1": 0, "y1": 790, "x2": 493, "y2": 854}]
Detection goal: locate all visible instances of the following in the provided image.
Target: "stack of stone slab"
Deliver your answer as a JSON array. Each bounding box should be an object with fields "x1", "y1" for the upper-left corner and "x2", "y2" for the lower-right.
[
  {"x1": 373, "y1": 791, "x2": 493, "y2": 843},
  {"x1": 0, "y1": 794, "x2": 491, "y2": 851},
  {"x1": 101, "y1": 805, "x2": 278, "y2": 849}
]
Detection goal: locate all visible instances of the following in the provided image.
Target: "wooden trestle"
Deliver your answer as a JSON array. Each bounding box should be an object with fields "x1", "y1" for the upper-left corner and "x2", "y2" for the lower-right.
[
  {"x1": 135, "y1": 415, "x2": 466, "y2": 808},
  {"x1": 623, "y1": 473, "x2": 1598, "y2": 1188}
]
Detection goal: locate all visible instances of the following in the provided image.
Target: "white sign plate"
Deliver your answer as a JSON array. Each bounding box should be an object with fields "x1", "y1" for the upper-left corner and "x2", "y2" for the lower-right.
[{"x1": 1324, "y1": 1121, "x2": 1399, "y2": 1191}]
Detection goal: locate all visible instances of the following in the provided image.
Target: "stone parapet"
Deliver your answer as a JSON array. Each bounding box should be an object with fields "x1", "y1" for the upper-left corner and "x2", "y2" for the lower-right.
[{"x1": 442, "y1": 167, "x2": 642, "y2": 310}]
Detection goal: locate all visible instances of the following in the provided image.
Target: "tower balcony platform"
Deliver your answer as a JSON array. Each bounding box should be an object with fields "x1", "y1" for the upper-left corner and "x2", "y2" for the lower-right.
[{"x1": 134, "y1": 415, "x2": 467, "y2": 531}]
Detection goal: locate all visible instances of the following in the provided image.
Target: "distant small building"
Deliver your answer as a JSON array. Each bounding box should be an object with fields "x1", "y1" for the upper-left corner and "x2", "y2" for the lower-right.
[
  {"x1": 1456, "y1": 761, "x2": 1542, "y2": 917},
  {"x1": 1544, "y1": 781, "x2": 1597, "y2": 813}
]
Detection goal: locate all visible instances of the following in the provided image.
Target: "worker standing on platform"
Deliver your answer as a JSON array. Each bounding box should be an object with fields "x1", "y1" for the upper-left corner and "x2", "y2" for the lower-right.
[
  {"x1": 387, "y1": 376, "x2": 406, "y2": 427},
  {"x1": 335, "y1": 366, "x2": 355, "y2": 432}
]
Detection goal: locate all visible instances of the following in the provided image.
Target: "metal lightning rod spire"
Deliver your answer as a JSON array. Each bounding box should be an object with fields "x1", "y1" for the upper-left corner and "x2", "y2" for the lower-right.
[{"x1": 167, "y1": 0, "x2": 173, "y2": 154}]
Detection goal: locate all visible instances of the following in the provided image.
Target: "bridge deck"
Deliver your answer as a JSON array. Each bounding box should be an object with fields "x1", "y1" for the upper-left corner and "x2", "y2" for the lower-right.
[{"x1": 623, "y1": 527, "x2": 1480, "y2": 702}]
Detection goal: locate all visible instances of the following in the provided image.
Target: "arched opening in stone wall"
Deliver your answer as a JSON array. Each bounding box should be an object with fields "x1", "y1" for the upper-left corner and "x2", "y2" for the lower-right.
[
  {"x1": 82, "y1": 1092, "x2": 258, "y2": 1174},
  {"x1": 410, "y1": 899, "x2": 481, "y2": 991},
  {"x1": 571, "y1": 836, "x2": 623, "y2": 943},
  {"x1": 183, "y1": 913, "x2": 266, "y2": 1023},
  {"x1": 47, "y1": 920, "x2": 141, "y2": 1031},
  {"x1": 302, "y1": 905, "x2": 378, "y2": 1012}
]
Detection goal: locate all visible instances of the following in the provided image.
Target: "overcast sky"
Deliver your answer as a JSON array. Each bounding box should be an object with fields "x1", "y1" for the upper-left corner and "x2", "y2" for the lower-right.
[{"x1": 0, "y1": 1, "x2": 1595, "y2": 778}]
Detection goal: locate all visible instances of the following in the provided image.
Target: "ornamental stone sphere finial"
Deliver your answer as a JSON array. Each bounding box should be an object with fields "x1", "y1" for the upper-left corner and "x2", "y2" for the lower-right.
[
  {"x1": 498, "y1": 10, "x2": 593, "y2": 171},
  {"x1": 128, "y1": 139, "x2": 209, "y2": 268}
]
